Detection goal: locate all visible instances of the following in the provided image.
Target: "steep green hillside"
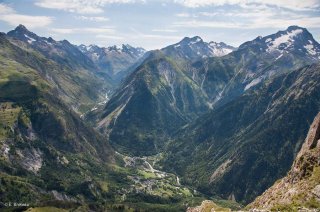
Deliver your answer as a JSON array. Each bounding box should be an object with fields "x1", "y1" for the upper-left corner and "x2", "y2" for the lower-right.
[
  {"x1": 0, "y1": 32, "x2": 209, "y2": 211},
  {"x1": 162, "y1": 63, "x2": 320, "y2": 204},
  {"x1": 4, "y1": 26, "x2": 112, "y2": 113},
  {"x1": 94, "y1": 51, "x2": 209, "y2": 155},
  {"x1": 248, "y1": 112, "x2": 320, "y2": 210},
  {"x1": 2, "y1": 24, "x2": 320, "y2": 210},
  {"x1": 0, "y1": 41, "x2": 116, "y2": 206},
  {"x1": 94, "y1": 26, "x2": 320, "y2": 158}
]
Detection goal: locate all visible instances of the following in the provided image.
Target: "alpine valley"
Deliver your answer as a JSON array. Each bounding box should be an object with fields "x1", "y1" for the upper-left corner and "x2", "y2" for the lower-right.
[{"x1": 1, "y1": 24, "x2": 320, "y2": 212}]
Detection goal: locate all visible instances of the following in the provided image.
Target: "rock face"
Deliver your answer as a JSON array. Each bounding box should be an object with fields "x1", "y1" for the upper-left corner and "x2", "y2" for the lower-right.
[{"x1": 248, "y1": 112, "x2": 320, "y2": 210}]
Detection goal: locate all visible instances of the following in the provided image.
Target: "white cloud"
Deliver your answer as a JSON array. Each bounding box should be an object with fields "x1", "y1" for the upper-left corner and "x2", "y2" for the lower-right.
[
  {"x1": 174, "y1": 0, "x2": 320, "y2": 11},
  {"x1": 35, "y1": 0, "x2": 145, "y2": 14},
  {"x1": 75, "y1": 16, "x2": 109, "y2": 22},
  {"x1": 152, "y1": 29, "x2": 177, "y2": 32},
  {"x1": 174, "y1": 0, "x2": 241, "y2": 7},
  {"x1": 249, "y1": 16, "x2": 320, "y2": 29},
  {"x1": 96, "y1": 34, "x2": 124, "y2": 40},
  {"x1": 173, "y1": 20, "x2": 244, "y2": 29},
  {"x1": 0, "y1": 4, "x2": 14, "y2": 14},
  {"x1": 175, "y1": 13, "x2": 199, "y2": 19},
  {"x1": 35, "y1": 0, "x2": 103, "y2": 14},
  {"x1": 84, "y1": 27, "x2": 115, "y2": 33},
  {"x1": 173, "y1": 16, "x2": 320, "y2": 30},
  {"x1": 0, "y1": 3, "x2": 53, "y2": 28},
  {"x1": 172, "y1": 2, "x2": 320, "y2": 30},
  {"x1": 175, "y1": 13, "x2": 190, "y2": 18},
  {"x1": 51, "y1": 27, "x2": 115, "y2": 34},
  {"x1": 198, "y1": 12, "x2": 219, "y2": 17},
  {"x1": 130, "y1": 27, "x2": 181, "y2": 40},
  {"x1": 138, "y1": 34, "x2": 181, "y2": 39},
  {"x1": 51, "y1": 28, "x2": 76, "y2": 34}
]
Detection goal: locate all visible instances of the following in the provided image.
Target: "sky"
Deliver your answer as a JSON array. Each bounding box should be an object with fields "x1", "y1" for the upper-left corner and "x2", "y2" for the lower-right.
[{"x1": 0, "y1": 0, "x2": 319, "y2": 50}]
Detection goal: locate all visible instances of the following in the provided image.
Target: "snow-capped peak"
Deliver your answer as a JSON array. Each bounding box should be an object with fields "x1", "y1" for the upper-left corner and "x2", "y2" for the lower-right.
[
  {"x1": 209, "y1": 41, "x2": 236, "y2": 57},
  {"x1": 266, "y1": 28, "x2": 303, "y2": 52},
  {"x1": 238, "y1": 26, "x2": 320, "y2": 60},
  {"x1": 107, "y1": 45, "x2": 122, "y2": 52},
  {"x1": 78, "y1": 44, "x2": 102, "y2": 53},
  {"x1": 7, "y1": 24, "x2": 39, "y2": 44},
  {"x1": 164, "y1": 36, "x2": 236, "y2": 59},
  {"x1": 180, "y1": 36, "x2": 203, "y2": 46},
  {"x1": 122, "y1": 44, "x2": 146, "y2": 56},
  {"x1": 190, "y1": 36, "x2": 202, "y2": 44}
]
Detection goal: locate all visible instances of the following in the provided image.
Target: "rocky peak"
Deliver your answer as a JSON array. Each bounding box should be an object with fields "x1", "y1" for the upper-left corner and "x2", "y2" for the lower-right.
[
  {"x1": 122, "y1": 44, "x2": 134, "y2": 51},
  {"x1": 88, "y1": 44, "x2": 101, "y2": 52},
  {"x1": 107, "y1": 45, "x2": 122, "y2": 52},
  {"x1": 209, "y1": 41, "x2": 231, "y2": 48},
  {"x1": 238, "y1": 25, "x2": 320, "y2": 60},
  {"x1": 78, "y1": 44, "x2": 105, "y2": 56},
  {"x1": 15, "y1": 24, "x2": 28, "y2": 32},
  {"x1": 209, "y1": 41, "x2": 236, "y2": 56},
  {"x1": 79, "y1": 44, "x2": 145, "y2": 57},
  {"x1": 47, "y1": 37, "x2": 55, "y2": 43},
  {"x1": 286, "y1": 25, "x2": 306, "y2": 32},
  {"x1": 7, "y1": 24, "x2": 39, "y2": 43},
  {"x1": 78, "y1": 44, "x2": 87, "y2": 52},
  {"x1": 164, "y1": 36, "x2": 235, "y2": 59},
  {"x1": 168, "y1": 36, "x2": 204, "y2": 51},
  {"x1": 61, "y1": 39, "x2": 71, "y2": 45},
  {"x1": 122, "y1": 44, "x2": 146, "y2": 56},
  {"x1": 180, "y1": 36, "x2": 203, "y2": 44}
]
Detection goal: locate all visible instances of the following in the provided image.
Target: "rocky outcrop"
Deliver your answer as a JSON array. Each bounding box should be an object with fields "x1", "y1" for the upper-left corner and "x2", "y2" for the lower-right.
[
  {"x1": 187, "y1": 200, "x2": 231, "y2": 212},
  {"x1": 248, "y1": 112, "x2": 320, "y2": 210}
]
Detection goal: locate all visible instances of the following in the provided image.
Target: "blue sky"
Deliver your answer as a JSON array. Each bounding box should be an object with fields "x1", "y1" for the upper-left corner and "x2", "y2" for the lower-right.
[{"x1": 0, "y1": 0, "x2": 319, "y2": 50}]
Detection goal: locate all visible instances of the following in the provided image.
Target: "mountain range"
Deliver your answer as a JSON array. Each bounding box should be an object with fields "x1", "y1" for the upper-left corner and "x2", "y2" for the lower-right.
[
  {"x1": 93, "y1": 25, "x2": 320, "y2": 205},
  {"x1": 1, "y1": 24, "x2": 320, "y2": 211},
  {"x1": 162, "y1": 36, "x2": 236, "y2": 60},
  {"x1": 78, "y1": 43, "x2": 146, "y2": 82}
]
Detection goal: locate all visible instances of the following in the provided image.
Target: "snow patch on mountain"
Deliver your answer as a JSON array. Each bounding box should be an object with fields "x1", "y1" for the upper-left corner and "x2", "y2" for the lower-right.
[
  {"x1": 267, "y1": 29, "x2": 303, "y2": 52},
  {"x1": 24, "y1": 34, "x2": 36, "y2": 44},
  {"x1": 275, "y1": 53, "x2": 283, "y2": 61},
  {"x1": 209, "y1": 41, "x2": 235, "y2": 57},
  {"x1": 44, "y1": 39, "x2": 53, "y2": 45},
  {"x1": 304, "y1": 44, "x2": 317, "y2": 55},
  {"x1": 167, "y1": 37, "x2": 236, "y2": 58},
  {"x1": 189, "y1": 37, "x2": 202, "y2": 45},
  {"x1": 244, "y1": 78, "x2": 262, "y2": 91},
  {"x1": 265, "y1": 38, "x2": 272, "y2": 43}
]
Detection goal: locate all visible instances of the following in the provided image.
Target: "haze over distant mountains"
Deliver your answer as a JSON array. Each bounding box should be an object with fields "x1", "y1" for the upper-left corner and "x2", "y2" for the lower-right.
[
  {"x1": 1, "y1": 24, "x2": 320, "y2": 211},
  {"x1": 78, "y1": 43, "x2": 146, "y2": 82}
]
